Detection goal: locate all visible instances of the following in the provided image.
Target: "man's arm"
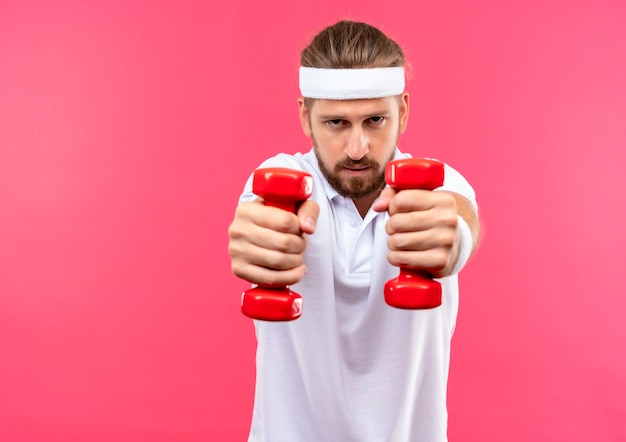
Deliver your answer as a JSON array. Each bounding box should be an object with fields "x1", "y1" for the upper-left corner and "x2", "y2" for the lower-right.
[
  {"x1": 228, "y1": 198, "x2": 319, "y2": 286},
  {"x1": 452, "y1": 192, "x2": 482, "y2": 260},
  {"x1": 372, "y1": 188, "x2": 480, "y2": 278}
]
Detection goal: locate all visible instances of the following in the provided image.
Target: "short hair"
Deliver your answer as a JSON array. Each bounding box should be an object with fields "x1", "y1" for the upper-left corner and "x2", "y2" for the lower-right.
[{"x1": 300, "y1": 20, "x2": 406, "y2": 69}]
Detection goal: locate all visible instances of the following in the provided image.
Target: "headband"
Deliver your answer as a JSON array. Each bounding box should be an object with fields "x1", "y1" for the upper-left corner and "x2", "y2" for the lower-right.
[{"x1": 299, "y1": 66, "x2": 405, "y2": 100}]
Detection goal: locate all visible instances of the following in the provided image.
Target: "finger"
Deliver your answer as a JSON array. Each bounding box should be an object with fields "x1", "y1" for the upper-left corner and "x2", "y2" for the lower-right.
[
  {"x1": 372, "y1": 187, "x2": 397, "y2": 212},
  {"x1": 387, "y1": 226, "x2": 456, "y2": 252},
  {"x1": 233, "y1": 261, "x2": 308, "y2": 286},
  {"x1": 386, "y1": 204, "x2": 458, "y2": 235},
  {"x1": 388, "y1": 189, "x2": 456, "y2": 215},
  {"x1": 296, "y1": 200, "x2": 320, "y2": 234},
  {"x1": 229, "y1": 231, "x2": 306, "y2": 269},
  {"x1": 387, "y1": 248, "x2": 451, "y2": 274},
  {"x1": 229, "y1": 219, "x2": 308, "y2": 255},
  {"x1": 246, "y1": 239, "x2": 306, "y2": 270},
  {"x1": 386, "y1": 211, "x2": 457, "y2": 235},
  {"x1": 241, "y1": 201, "x2": 304, "y2": 234}
]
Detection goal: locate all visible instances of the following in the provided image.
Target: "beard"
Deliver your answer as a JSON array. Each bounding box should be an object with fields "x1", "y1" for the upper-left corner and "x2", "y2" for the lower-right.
[{"x1": 314, "y1": 146, "x2": 395, "y2": 199}]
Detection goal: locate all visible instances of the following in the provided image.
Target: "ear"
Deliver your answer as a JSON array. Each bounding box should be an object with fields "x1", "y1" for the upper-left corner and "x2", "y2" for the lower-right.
[
  {"x1": 398, "y1": 92, "x2": 409, "y2": 134},
  {"x1": 298, "y1": 97, "x2": 312, "y2": 137}
]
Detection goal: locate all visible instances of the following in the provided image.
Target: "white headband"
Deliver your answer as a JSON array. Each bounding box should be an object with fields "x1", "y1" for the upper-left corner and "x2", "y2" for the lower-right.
[{"x1": 299, "y1": 66, "x2": 405, "y2": 100}]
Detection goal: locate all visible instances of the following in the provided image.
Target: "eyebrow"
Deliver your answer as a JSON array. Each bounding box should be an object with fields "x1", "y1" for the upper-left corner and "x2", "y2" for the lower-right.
[{"x1": 317, "y1": 110, "x2": 392, "y2": 120}]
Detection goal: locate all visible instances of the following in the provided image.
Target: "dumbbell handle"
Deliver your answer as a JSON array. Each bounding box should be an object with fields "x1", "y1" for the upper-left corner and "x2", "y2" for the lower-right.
[
  {"x1": 240, "y1": 168, "x2": 313, "y2": 321},
  {"x1": 383, "y1": 158, "x2": 445, "y2": 309}
]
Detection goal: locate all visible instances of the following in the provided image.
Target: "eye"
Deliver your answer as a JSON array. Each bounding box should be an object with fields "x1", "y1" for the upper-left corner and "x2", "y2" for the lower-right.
[
  {"x1": 326, "y1": 119, "x2": 346, "y2": 128},
  {"x1": 368, "y1": 116, "x2": 385, "y2": 125}
]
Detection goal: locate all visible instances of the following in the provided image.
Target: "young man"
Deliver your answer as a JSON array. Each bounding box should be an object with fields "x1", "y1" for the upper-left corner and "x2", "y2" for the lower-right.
[{"x1": 228, "y1": 20, "x2": 480, "y2": 442}]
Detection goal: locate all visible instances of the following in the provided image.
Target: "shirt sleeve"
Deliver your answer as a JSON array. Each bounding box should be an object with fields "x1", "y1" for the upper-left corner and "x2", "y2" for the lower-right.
[{"x1": 439, "y1": 163, "x2": 479, "y2": 213}]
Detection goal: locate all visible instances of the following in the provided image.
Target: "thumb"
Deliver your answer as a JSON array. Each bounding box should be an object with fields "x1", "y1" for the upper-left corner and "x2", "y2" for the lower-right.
[
  {"x1": 372, "y1": 187, "x2": 397, "y2": 212},
  {"x1": 297, "y1": 200, "x2": 320, "y2": 234}
]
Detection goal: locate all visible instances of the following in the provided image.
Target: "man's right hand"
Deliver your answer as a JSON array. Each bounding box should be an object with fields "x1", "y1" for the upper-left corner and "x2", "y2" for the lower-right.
[{"x1": 228, "y1": 199, "x2": 319, "y2": 286}]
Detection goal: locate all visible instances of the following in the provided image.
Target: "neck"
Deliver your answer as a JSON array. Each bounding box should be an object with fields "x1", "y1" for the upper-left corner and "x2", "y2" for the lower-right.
[{"x1": 353, "y1": 191, "x2": 381, "y2": 218}]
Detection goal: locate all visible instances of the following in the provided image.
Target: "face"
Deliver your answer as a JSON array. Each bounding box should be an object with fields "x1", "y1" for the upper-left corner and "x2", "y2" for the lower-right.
[{"x1": 298, "y1": 94, "x2": 409, "y2": 200}]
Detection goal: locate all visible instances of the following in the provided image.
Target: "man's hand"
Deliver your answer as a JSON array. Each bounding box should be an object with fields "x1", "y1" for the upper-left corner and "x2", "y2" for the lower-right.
[
  {"x1": 228, "y1": 199, "x2": 320, "y2": 286},
  {"x1": 373, "y1": 188, "x2": 478, "y2": 278}
]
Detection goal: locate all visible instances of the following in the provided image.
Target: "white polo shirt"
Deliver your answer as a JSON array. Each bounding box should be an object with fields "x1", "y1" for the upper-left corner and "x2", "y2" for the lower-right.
[{"x1": 239, "y1": 148, "x2": 477, "y2": 442}]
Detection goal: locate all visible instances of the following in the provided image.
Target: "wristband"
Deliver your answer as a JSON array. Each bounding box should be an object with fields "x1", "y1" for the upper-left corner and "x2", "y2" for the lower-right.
[{"x1": 450, "y1": 215, "x2": 473, "y2": 276}]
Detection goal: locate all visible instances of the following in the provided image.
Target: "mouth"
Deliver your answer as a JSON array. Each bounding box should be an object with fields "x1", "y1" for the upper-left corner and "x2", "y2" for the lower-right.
[{"x1": 343, "y1": 166, "x2": 371, "y2": 176}]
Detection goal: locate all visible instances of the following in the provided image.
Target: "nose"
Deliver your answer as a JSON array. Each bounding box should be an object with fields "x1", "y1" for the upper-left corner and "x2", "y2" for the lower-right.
[{"x1": 344, "y1": 127, "x2": 369, "y2": 161}]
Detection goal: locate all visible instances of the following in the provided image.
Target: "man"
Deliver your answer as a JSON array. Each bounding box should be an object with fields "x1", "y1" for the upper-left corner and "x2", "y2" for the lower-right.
[{"x1": 228, "y1": 20, "x2": 480, "y2": 442}]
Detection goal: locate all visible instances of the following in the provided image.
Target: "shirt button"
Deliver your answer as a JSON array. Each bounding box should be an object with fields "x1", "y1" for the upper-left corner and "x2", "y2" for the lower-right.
[{"x1": 349, "y1": 220, "x2": 358, "y2": 228}]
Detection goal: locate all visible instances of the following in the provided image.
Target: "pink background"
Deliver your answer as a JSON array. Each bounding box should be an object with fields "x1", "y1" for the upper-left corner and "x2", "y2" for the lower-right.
[{"x1": 1, "y1": 1, "x2": 625, "y2": 441}]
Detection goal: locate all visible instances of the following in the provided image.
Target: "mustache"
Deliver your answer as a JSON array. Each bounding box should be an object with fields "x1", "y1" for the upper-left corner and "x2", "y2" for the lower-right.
[{"x1": 334, "y1": 157, "x2": 380, "y2": 171}]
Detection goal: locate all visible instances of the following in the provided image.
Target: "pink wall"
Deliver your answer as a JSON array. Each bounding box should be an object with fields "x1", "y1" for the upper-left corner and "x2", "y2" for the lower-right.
[{"x1": 1, "y1": 1, "x2": 625, "y2": 440}]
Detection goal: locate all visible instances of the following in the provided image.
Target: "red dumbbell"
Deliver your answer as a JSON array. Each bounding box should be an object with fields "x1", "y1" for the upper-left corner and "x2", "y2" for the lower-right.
[
  {"x1": 240, "y1": 167, "x2": 314, "y2": 321},
  {"x1": 383, "y1": 158, "x2": 445, "y2": 309}
]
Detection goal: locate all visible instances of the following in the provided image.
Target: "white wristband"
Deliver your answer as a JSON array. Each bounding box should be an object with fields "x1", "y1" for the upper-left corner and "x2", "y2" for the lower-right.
[{"x1": 450, "y1": 215, "x2": 473, "y2": 276}]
